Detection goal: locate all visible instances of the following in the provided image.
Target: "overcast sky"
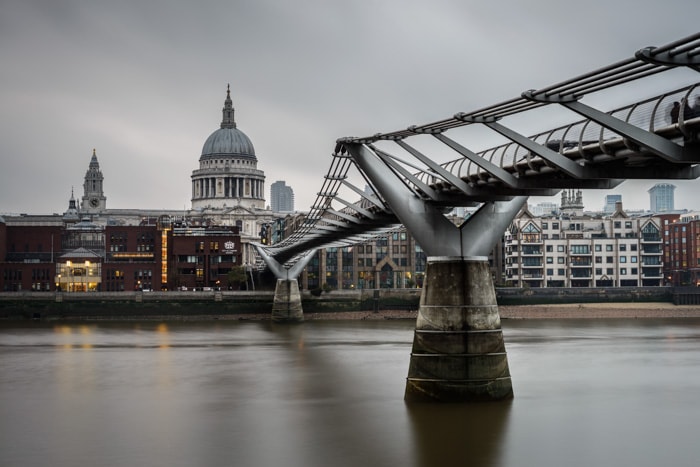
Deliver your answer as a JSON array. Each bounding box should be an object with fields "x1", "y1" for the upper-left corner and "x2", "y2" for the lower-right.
[{"x1": 2, "y1": 0, "x2": 699, "y2": 216}]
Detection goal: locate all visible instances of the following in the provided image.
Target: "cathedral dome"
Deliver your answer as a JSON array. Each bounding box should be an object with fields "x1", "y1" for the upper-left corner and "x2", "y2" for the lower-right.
[
  {"x1": 201, "y1": 127, "x2": 255, "y2": 159},
  {"x1": 199, "y1": 85, "x2": 256, "y2": 160}
]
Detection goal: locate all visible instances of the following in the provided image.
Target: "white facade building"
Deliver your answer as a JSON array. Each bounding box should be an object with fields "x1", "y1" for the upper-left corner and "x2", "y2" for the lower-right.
[{"x1": 505, "y1": 199, "x2": 664, "y2": 288}]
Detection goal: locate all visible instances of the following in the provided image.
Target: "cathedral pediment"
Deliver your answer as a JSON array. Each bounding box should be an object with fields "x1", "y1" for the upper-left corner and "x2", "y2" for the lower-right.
[{"x1": 224, "y1": 205, "x2": 256, "y2": 216}]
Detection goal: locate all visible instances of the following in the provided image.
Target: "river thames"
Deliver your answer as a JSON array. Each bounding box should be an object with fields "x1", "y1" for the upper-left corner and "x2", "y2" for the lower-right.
[{"x1": 2, "y1": 317, "x2": 700, "y2": 467}]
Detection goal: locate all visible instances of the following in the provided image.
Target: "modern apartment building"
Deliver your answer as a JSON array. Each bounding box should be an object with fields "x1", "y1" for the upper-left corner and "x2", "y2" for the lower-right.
[{"x1": 504, "y1": 200, "x2": 664, "y2": 288}]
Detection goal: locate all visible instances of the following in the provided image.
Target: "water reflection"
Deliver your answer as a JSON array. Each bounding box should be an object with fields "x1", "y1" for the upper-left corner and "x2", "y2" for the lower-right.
[
  {"x1": 2, "y1": 318, "x2": 700, "y2": 467},
  {"x1": 407, "y1": 401, "x2": 511, "y2": 467}
]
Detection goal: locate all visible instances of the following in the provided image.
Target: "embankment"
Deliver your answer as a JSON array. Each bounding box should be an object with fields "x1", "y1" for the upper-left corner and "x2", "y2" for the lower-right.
[{"x1": 2, "y1": 287, "x2": 700, "y2": 320}]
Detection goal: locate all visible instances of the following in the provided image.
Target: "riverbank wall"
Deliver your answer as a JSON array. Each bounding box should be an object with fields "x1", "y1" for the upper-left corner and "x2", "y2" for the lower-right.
[
  {"x1": 2, "y1": 287, "x2": 699, "y2": 320},
  {"x1": 0, "y1": 289, "x2": 421, "y2": 320}
]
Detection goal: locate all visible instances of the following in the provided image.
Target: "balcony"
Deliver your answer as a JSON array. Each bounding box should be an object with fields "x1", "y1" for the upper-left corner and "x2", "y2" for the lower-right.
[
  {"x1": 642, "y1": 268, "x2": 663, "y2": 278},
  {"x1": 521, "y1": 235, "x2": 543, "y2": 245},
  {"x1": 571, "y1": 271, "x2": 592, "y2": 278}
]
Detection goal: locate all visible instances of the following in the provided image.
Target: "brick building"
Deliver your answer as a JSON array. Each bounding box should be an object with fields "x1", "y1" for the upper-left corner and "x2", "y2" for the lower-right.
[
  {"x1": 662, "y1": 212, "x2": 700, "y2": 286},
  {"x1": 0, "y1": 216, "x2": 241, "y2": 292}
]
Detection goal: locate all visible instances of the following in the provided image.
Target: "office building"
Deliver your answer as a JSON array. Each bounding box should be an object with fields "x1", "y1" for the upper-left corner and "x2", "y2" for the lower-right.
[
  {"x1": 603, "y1": 194, "x2": 622, "y2": 214},
  {"x1": 270, "y1": 181, "x2": 294, "y2": 212},
  {"x1": 648, "y1": 183, "x2": 675, "y2": 212}
]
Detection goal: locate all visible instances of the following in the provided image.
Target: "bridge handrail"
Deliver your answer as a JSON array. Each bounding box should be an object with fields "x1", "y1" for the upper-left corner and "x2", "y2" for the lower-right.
[{"x1": 415, "y1": 83, "x2": 700, "y2": 185}]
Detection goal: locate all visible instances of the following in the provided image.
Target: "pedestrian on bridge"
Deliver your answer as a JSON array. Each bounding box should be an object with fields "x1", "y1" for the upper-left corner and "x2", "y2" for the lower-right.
[{"x1": 670, "y1": 101, "x2": 680, "y2": 123}]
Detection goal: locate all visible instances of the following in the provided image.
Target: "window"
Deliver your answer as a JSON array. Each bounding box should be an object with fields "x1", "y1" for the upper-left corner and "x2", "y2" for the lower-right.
[
  {"x1": 595, "y1": 268, "x2": 602, "y2": 275},
  {"x1": 546, "y1": 257, "x2": 553, "y2": 264},
  {"x1": 557, "y1": 245, "x2": 565, "y2": 252},
  {"x1": 625, "y1": 221, "x2": 632, "y2": 228},
  {"x1": 619, "y1": 244, "x2": 626, "y2": 251},
  {"x1": 614, "y1": 221, "x2": 621, "y2": 229},
  {"x1": 542, "y1": 222, "x2": 548, "y2": 229},
  {"x1": 557, "y1": 257, "x2": 565, "y2": 264},
  {"x1": 546, "y1": 245, "x2": 553, "y2": 252},
  {"x1": 606, "y1": 245, "x2": 613, "y2": 251},
  {"x1": 558, "y1": 269, "x2": 565, "y2": 275},
  {"x1": 522, "y1": 223, "x2": 541, "y2": 243},
  {"x1": 552, "y1": 222, "x2": 559, "y2": 229},
  {"x1": 631, "y1": 256, "x2": 637, "y2": 263},
  {"x1": 620, "y1": 268, "x2": 627, "y2": 275},
  {"x1": 546, "y1": 268, "x2": 554, "y2": 275},
  {"x1": 571, "y1": 245, "x2": 590, "y2": 254},
  {"x1": 606, "y1": 257, "x2": 613, "y2": 263},
  {"x1": 607, "y1": 268, "x2": 614, "y2": 275},
  {"x1": 620, "y1": 256, "x2": 627, "y2": 263},
  {"x1": 595, "y1": 245, "x2": 602, "y2": 252},
  {"x1": 595, "y1": 256, "x2": 602, "y2": 263}
]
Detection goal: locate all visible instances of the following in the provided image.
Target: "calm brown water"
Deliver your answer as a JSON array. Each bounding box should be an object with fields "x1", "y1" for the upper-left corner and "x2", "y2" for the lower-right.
[{"x1": 1, "y1": 317, "x2": 700, "y2": 467}]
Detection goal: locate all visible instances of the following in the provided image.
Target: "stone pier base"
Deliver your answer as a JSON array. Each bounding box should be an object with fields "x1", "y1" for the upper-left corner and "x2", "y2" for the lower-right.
[
  {"x1": 271, "y1": 279, "x2": 304, "y2": 322},
  {"x1": 404, "y1": 257, "x2": 513, "y2": 402}
]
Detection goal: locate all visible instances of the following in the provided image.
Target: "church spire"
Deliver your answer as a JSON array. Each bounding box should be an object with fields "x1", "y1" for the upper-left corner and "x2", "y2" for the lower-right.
[
  {"x1": 89, "y1": 148, "x2": 99, "y2": 168},
  {"x1": 63, "y1": 187, "x2": 80, "y2": 221},
  {"x1": 220, "y1": 84, "x2": 236, "y2": 129}
]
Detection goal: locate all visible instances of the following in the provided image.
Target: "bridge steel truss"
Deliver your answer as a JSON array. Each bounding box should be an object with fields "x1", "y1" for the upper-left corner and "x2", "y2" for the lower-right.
[{"x1": 258, "y1": 33, "x2": 700, "y2": 401}]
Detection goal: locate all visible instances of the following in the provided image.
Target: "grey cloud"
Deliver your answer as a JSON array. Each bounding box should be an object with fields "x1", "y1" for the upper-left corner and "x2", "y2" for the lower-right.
[{"x1": 1, "y1": 0, "x2": 698, "y2": 214}]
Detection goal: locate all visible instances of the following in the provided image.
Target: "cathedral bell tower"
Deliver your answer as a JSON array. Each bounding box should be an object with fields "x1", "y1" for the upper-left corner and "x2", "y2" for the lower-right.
[{"x1": 82, "y1": 149, "x2": 106, "y2": 213}]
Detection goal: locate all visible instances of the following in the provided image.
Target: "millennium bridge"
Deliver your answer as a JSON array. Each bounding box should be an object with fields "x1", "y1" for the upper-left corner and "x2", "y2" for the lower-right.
[{"x1": 255, "y1": 32, "x2": 700, "y2": 402}]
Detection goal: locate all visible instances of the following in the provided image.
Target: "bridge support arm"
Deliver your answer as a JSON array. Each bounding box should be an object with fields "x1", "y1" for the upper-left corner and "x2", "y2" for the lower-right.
[
  {"x1": 344, "y1": 143, "x2": 526, "y2": 257},
  {"x1": 344, "y1": 143, "x2": 461, "y2": 256},
  {"x1": 253, "y1": 245, "x2": 317, "y2": 322}
]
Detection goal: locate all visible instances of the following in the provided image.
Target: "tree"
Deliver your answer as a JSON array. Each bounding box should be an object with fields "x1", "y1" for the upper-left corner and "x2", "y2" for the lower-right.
[{"x1": 227, "y1": 266, "x2": 247, "y2": 290}]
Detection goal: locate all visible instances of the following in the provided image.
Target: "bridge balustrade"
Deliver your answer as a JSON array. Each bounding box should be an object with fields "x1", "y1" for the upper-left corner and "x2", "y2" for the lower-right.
[{"x1": 410, "y1": 84, "x2": 700, "y2": 186}]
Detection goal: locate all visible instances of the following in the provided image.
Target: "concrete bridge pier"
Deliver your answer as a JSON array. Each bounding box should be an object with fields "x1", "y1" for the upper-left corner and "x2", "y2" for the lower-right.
[
  {"x1": 272, "y1": 279, "x2": 304, "y2": 322},
  {"x1": 254, "y1": 245, "x2": 316, "y2": 322},
  {"x1": 405, "y1": 256, "x2": 513, "y2": 402}
]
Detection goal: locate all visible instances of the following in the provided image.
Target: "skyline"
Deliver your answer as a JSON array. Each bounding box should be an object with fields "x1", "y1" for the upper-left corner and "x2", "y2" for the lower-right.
[{"x1": 2, "y1": 0, "x2": 699, "y2": 216}]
